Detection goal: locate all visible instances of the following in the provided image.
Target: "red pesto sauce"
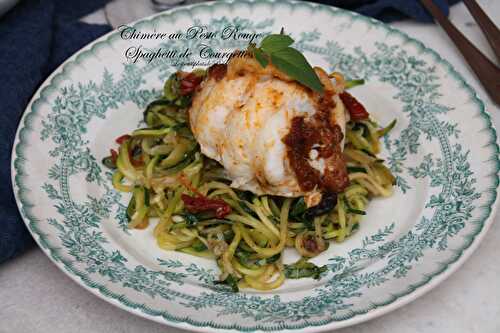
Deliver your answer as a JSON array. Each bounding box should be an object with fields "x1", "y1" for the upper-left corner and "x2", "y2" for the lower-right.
[
  {"x1": 207, "y1": 64, "x2": 227, "y2": 81},
  {"x1": 282, "y1": 91, "x2": 349, "y2": 193}
]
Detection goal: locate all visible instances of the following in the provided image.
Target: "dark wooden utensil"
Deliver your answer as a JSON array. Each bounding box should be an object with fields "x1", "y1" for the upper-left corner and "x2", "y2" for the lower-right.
[
  {"x1": 420, "y1": 0, "x2": 500, "y2": 105},
  {"x1": 463, "y1": 0, "x2": 500, "y2": 62}
]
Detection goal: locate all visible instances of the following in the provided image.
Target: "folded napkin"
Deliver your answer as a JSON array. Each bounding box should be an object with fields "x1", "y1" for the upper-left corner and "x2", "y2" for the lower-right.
[
  {"x1": 0, "y1": 0, "x2": 459, "y2": 264},
  {"x1": 0, "y1": 0, "x2": 110, "y2": 264}
]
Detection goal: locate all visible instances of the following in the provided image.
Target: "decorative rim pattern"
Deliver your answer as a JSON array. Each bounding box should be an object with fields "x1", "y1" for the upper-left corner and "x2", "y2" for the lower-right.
[{"x1": 11, "y1": 1, "x2": 499, "y2": 332}]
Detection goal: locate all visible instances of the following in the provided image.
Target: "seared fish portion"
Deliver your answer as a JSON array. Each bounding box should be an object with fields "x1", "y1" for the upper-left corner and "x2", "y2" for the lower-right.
[{"x1": 188, "y1": 58, "x2": 349, "y2": 204}]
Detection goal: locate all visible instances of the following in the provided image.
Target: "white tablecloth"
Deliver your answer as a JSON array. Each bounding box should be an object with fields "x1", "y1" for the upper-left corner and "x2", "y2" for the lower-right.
[{"x1": 1, "y1": 1, "x2": 499, "y2": 332}]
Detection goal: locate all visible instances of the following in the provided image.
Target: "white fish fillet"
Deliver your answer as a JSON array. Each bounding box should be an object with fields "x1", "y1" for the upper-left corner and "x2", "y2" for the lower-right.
[{"x1": 189, "y1": 59, "x2": 347, "y2": 200}]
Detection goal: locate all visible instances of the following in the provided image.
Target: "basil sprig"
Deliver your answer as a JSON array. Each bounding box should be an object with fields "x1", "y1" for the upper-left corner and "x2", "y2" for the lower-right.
[{"x1": 250, "y1": 33, "x2": 324, "y2": 93}]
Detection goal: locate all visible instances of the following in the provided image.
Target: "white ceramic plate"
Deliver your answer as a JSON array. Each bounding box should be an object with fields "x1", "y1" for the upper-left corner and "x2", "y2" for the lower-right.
[{"x1": 11, "y1": 1, "x2": 499, "y2": 332}]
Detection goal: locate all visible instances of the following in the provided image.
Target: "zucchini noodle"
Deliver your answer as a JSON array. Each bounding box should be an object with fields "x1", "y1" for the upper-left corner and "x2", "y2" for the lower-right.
[{"x1": 103, "y1": 70, "x2": 396, "y2": 291}]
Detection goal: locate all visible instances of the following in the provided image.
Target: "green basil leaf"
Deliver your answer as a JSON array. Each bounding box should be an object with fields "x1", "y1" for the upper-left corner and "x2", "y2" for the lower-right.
[
  {"x1": 260, "y1": 34, "x2": 294, "y2": 53},
  {"x1": 253, "y1": 48, "x2": 269, "y2": 68},
  {"x1": 270, "y1": 47, "x2": 324, "y2": 93}
]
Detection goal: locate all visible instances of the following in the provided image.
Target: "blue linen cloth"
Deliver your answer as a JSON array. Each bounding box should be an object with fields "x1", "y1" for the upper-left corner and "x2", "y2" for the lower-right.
[
  {"x1": 0, "y1": 0, "x2": 459, "y2": 264},
  {"x1": 313, "y1": 0, "x2": 460, "y2": 23},
  {"x1": 0, "y1": 0, "x2": 110, "y2": 264}
]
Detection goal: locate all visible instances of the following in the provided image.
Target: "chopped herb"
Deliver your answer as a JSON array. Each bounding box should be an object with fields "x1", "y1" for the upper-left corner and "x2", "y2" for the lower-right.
[
  {"x1": 223, "y1": 229, "x2": 235, "y2": 242},
  {"x1": 236, "y1": 190, "x2": 255, "y2": 201},
  {"x1": 289, "y1": 194, "x2": 337, "y2": 229},
  {"x1": 303, "y1": 219, "x2": 315, "y2": 231},
  {"x1": 284, "y1": 258, "x2": 328, "y2": 280},
  {"x1": 239, "y1": 200, "x2": 259, "y2": 218},
  {"x1": 215, "y1": 274, "x2": 239, "y2": 292},
  {"x1": 179, "y1": 211, "x2": 220, "y2": 225},
  {"x1": 345, "y1": 79, "x2": 365, "y2": 89},
  {"x1": 191, "y1": 239, "x2": 208, "y2": 252},
  {"x1": 235, "y1": 248, "x2": 253, "y2": 267},
  {"x1": 174, "y1": 95, "x2": 192, "y2": 108},
  {"x1": 303, "y1": 192, "x2": 337, "y2": 220},
  {"x1": 238, "y1": 242, "x2": 254, "y2": 253},
  {"x1": 235, "y1": 248, "x2": 251, "y2": 260},
  {"x1": 181, "y1": 212, "x2": 199, "y2": 226},
  {"x1": 290, "y1": 197, "x2": 307, "y2": 218},
  {"x1": 255, "y1": 254, "x2": 281, "y2": 266}
]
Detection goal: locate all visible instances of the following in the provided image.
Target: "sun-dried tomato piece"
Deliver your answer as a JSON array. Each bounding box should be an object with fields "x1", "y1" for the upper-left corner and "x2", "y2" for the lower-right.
[
  {"x1": 115, "y1": 134, "x2": 131, "y2": 144},
  {"x1": 179, "y1": 73, "x2": 203, "y2": 96},
  {"x1": 110, "y1": 149, "x2": 118, "y2": 164},
  {"x1": 181, "y1": 194, "x2": 232, "y2": 219},
  {"x1": 339, "y1": 92, "x2": 369, "y2": 121}
]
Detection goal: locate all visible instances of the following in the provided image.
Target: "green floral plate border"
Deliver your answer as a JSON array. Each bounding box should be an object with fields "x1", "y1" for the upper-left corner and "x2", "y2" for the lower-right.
[{"x1": 11, "y1": 0, "x2": 499, "y2": 332}]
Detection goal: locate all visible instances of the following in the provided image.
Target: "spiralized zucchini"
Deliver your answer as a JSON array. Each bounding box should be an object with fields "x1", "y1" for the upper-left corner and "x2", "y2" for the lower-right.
[{"x1": 103, "y1": 70, "x2": 396, "y2": 291}]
